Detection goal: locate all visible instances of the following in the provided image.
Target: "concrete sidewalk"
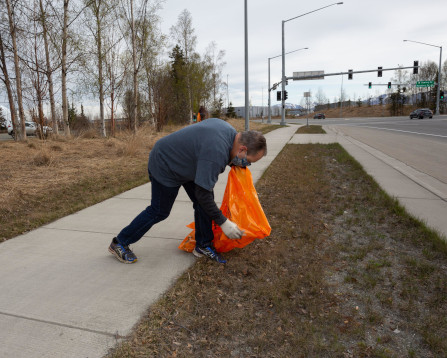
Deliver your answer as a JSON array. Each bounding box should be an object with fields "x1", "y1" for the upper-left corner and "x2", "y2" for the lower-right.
[{"x1": 0, "y1": 125, "x2": 299, "y2": 358}]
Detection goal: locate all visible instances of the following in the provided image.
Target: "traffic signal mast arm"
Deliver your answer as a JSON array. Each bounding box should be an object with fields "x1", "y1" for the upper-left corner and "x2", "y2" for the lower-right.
[{"x1": 287, "y1": 64, "x2": 418, "y2": 81}]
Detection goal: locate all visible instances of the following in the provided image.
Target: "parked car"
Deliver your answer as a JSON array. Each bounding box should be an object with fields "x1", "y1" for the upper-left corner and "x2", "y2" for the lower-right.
[
  {"x1": 409, "y1": 108, "x2": 433, "y2": 119},
  {"x1": 313, "y1": 113, "x2": 326, "y2": 119},
  {"x1": 37, "y1": 124, "x2": 53, "y2": 137},
  {"x1": 7, "y1": 121, "x2": 37, "y2": 137}
]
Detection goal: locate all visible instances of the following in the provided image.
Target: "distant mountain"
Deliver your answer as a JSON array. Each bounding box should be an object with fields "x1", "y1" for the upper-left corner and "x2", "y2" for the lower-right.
[{"x1": 272, "y1": 103, "x2": 304, "y2": 110}]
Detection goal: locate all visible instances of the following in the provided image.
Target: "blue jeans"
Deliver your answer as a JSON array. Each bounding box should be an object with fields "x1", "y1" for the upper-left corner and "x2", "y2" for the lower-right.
[{"x1": 117, "y1": 174, "x2": 214, "y2": 248}]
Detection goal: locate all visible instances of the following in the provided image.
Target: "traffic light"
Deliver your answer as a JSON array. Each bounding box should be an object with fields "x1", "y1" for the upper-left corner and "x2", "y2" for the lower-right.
[
  {"x1": 348, "y1": 69, "x2": 353, "y2": 80},
  {"x1": 387, "y1": 82, "x2": 391, "y2": 89},
  {"x1": 441, "y1": 90, "x2": 444, "y2": 99},
  {"x1": 413, "y1": 61, "x2": 419, "y2": 74},
  {"x1": 277, "y1": 91, "x2": 281, "y2": 101},
  {"x1": 378, "y1": 67, "x2": 382, "y2": 77},
  {"x1": 368, "y1": 82, "x2": 372, "y2": 89},
  {"x1": 403, "y1": 87, "x2": 406, "y2": 93},
  {"x1": 285, "y1": 80, "x2": 288, "y2": 85},
  {"x1": 284, "y1": 91, "x2": 288, "y2": 100}
]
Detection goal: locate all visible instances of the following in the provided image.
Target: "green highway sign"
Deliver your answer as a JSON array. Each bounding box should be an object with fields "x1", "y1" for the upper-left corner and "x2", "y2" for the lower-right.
[{"x1": 416, "y1": 80, "x2": 435, "y2": 87}]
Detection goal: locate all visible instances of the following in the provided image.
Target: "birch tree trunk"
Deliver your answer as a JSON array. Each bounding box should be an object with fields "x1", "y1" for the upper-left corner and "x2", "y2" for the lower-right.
[
  {"x1": 61, "y1": 0, "x2": 71, "y2": 136},
  {"x1": 130, "y1": 0, "x2": 138, "y2": 133},
  {"x1": 6, "y1": 0, "x2": 27, "y2": 140},
  {"x1": 93, "y1": 0, "x2": 106, "y2": 137},
  {"x1": 39, "y1": 0, "x2": 58, "y2": 134},
  {"x1": 0, "y1": 33, "x2": 18, "y2": 140}
]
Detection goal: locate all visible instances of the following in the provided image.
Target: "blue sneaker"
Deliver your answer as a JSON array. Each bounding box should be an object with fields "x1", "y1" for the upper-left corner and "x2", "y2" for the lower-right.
[
  {"x1": 193, "y1": 246, "x2": 227, "y2": 264},
  {"x1": 109, "y1": 237, "x2": 138, "y2": 264}
]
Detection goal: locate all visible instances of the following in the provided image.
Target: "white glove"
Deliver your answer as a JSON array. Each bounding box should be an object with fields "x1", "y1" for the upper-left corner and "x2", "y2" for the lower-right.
[{"x1": 220, "y1": 219, "x2": 244, "y2": 239}]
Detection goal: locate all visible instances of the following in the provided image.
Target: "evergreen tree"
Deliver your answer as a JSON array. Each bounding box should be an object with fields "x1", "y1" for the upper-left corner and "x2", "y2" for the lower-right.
[
  {"x1": 226, "y1": 102, "x2": 236, "y2": 118},
  {"x1": 169, "y1": 45, "x2": 189, "y2": 123},
  {"x1": 68, "y1": 101, "x2": 77, "y2": 127}
]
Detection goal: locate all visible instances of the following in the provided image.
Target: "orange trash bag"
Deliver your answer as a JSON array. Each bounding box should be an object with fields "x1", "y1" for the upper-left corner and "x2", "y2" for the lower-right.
[{"x1": 178, "y1": 166, "x2": 271, "y2": 253}]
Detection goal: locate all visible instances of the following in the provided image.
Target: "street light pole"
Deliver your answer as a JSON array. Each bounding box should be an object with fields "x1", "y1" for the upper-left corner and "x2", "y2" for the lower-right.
[
  {"x1": 268, "y1": 47, "x2": 308, "y2": 124},
  {"x1": 404, "y1": 39, "x2": 443, "y2": 115},
  {"x1": 244, "y1": 0, "x2": 249, "y2": 130},
  {"x1": 226, "y1": 74, "x2": 229, "y2": 109},
  {"x1": 281, "y1": 2, "x2": 343, "y2": 125}
]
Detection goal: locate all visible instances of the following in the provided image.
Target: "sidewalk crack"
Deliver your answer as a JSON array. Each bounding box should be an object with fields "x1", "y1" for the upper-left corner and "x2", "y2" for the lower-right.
[{"x1": 0, "y1": 311, "x2": 125, "y2": 339}]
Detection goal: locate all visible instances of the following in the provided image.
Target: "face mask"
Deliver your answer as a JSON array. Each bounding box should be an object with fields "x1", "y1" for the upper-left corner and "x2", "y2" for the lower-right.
[{"x1": 230, "y1": 152, "x2": 251, "y2": 167}]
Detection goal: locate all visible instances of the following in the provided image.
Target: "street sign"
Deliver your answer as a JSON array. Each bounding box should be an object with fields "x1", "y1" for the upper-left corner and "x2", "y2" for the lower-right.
[
  {"x1": 416, "y1": 80, "x2": 435, "y2": 87},
  {"x1": 293, "y1": 70, "x2": 324, "y2": 80}
]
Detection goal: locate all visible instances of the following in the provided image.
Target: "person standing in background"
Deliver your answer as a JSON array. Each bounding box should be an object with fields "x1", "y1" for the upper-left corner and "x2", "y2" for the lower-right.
[{"x1": 198, "y1": 106, "x2": 207, "y2": 122}]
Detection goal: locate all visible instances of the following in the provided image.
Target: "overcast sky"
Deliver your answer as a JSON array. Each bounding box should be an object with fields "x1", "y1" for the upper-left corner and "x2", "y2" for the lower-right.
[
  {"x1": 159, "y1": 0, "x2": 447, "y2": 108},
  {"x1": 1, "y1": 0, "x2": 445, "y2": 119}
]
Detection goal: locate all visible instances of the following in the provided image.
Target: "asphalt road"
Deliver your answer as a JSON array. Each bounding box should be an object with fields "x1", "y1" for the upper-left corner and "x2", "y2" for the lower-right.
[
  {"x1": 0, "y1": 133, "x2": 12, "y2": 141},
  {"x1": 273, "y1": 115, "x2": 447, "y2": 185}
]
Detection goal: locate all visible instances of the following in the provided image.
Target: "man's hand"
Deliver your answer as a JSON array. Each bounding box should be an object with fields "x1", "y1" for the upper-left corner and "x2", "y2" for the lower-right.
[{"x1": 220, "y1": 219, "x2": 244, "y2": 239}]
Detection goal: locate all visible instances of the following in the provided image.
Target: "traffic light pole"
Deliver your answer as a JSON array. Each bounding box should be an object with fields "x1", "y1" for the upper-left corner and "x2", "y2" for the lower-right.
[
  {"x1": 268, "y1": 57, "x2": 271, "y2": 124},
  {"x1": 436, "y1": 46, "x2": 442, "y2": 115},
  {"x1": 280, "y1": 3, "x2": 343, "y2": 126},
  {"x1": 281, "y1": 20, "x2": 286, "y2": 126},
  {"x1": 287, "y1": 65, "x2": 418, "y2": 81},
  {"x1": 404, "y1": 40, "x2": 442, "y2": 116}
]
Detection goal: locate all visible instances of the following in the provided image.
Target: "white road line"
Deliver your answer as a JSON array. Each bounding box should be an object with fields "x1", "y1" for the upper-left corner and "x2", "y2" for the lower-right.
[{"x1": 344, "y1": 125, "x2": 447, "y2": 138}]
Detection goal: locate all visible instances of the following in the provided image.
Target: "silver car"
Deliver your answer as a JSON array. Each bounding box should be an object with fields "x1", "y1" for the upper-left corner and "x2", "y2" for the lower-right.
[{"x1": 7, "y1": 121, "x2": 37, "y2": 137}]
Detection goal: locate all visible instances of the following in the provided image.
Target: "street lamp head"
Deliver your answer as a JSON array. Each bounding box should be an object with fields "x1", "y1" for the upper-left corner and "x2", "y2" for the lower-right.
[{"x1": 337, "y1": 2, "x2": 343, "y2": 4}]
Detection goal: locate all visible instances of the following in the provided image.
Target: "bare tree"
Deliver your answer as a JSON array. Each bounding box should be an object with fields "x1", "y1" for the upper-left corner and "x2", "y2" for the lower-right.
[
  {"x1": 104, "y1": 28, "x2": 126, "y2": 137},
  {"x1": 315, "y1": 87, "x2": 327, "y2": 107},
  {"x1": 29, "y1": 9, "x2": 48, "y2": 133},
  {"x1": 5, "y1": 0, "x2": 27, "y2": 140},
  {"x1": 83, "y1": 0, "x2": 117, "y2": 137},
  {"x1": 120, "y1": 0, "x2": 163, "y2": 132},
  {"x1": 61, "y1": 0, "x2": 71, "y2": 135},
  {"x1": 203, "y1": 41, "x2": 226, "y2": 112},
  {"x1": 0, "y1": 33, "x2": 18, "y2": 138},
  {"x1": 138, "y1": 9, "x2": 164, "y2": 127},
  {"x1": 38, "y1": 0, "x2": 58, "y2": 134}
]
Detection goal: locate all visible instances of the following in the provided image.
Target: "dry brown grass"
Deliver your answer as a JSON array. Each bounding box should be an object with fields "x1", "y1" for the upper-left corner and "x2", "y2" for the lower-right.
[
  {"x1": 0, "y1": 124, "x2": 166, "y2": 241},
  {"x1": 0, "y1": 119, "x2": 272, "y2": 242},
  {"x1": 318, "y1": 104, "x2": 420, "y2": 118},
  {"x1": 296, "y1": 125, "x2": 326, "y2": 134}
]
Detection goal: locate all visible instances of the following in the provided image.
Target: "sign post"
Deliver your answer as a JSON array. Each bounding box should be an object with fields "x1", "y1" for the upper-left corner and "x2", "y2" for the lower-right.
[{"x1": 304, "y1": 91, "x2": 311, "y2": 126}]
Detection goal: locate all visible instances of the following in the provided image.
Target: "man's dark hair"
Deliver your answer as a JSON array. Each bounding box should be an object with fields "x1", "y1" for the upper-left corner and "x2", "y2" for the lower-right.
[{"x1": 240, "y1": 131, "x2": 267, "y2": 156}]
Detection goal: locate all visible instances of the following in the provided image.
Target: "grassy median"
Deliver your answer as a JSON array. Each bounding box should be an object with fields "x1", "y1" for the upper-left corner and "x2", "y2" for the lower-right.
[{"x1": 107, "y1": 143, "x2": 447, "y2": 358}]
